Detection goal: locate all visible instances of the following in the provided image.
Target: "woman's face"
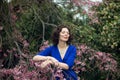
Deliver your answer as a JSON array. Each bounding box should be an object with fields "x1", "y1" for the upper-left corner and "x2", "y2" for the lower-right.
[{"x1": 59, "y1": 28, "x2": 70, "y2": 42}]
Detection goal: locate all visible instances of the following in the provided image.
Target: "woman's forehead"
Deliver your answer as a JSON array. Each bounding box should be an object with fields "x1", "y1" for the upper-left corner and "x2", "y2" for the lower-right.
[{"x1": 61, "y1": 28, "x2": 69, "y2": 31}]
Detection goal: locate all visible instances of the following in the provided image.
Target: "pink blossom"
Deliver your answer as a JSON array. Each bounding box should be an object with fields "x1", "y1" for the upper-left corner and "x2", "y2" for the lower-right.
[
  {"x1": 75, "y1": 61, "x2": 81, "y2": 65},
  {"x1": 54, "y1": 69, "x2": 64, "y2": 79},
  {"x1": 0, "y1": 49, "x2": 2, "y2": 52},
  {"x1": 82, "y1": 10, "x2": 87, "y2": 14},
  {"x1": 0, "y1": 26, "x2": 3, "y2": 31},
  {"x1": 79, "y1": 44, "x2": 88, "y2": 52},
  {"x1": 23, "y1": 40, "x2": 29, "y2": 47},
  {"x1": 7, "y1": 49, "x2": 13, "y2": 53},
  {"x1": 89, "y1": 56, "x2": 94, "y2": 60},
  {"x1": 81, "y1": 62, "x2": 86, "y2": 66},
  {"x1": 43, "y1": 40, "x2": 49, "y2": 45},
  {"x1": 96, "y1": 52, "x2": 103, "y2": 57},
  {"x1": 12, "y1": 47, "x2": 17, "y2": 51},
  {"x1": 76, "y1": 50, "x2": 82, "y2": 56},
  {"x1": 11, "y1": 14, "x2": 18, "y2": 21},
  {"x1": 81, "y1": 67, "x2": 86, "y2": 71},
  {"x1": 14, "y1": 54, "x2": 19, "y2": 57},
  {"x1": 3, "y1": 53, "x2": 7, "y2": 57}
]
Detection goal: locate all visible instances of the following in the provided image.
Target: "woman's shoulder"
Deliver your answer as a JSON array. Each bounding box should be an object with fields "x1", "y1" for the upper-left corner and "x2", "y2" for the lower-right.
[
  {"x1": 69, "y1": 44, "x2": 76, "y2": 47},
  {"x1": 69, "y1": 44, "x2": 76, "y2": 49},
  {"x1": 49, "y1": 45, "x2": 57, "y2": 48},
  {"x1": 42, "y1": 45, "x2": 56, "y2": 51}
]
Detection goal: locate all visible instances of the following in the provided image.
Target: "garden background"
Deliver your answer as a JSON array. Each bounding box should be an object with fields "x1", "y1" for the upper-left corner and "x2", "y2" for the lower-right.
[{"x1": 0, "y1": 0, "x2": 120, "y2": 80}]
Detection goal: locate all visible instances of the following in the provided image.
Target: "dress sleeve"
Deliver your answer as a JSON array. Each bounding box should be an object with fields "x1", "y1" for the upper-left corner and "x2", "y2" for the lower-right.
[
  {"x1": 37, "y1": 46, "x2": 52, "y2": 56},
  {"x1": 64, "y1": 46, "x2": 77, "y2": 69}
]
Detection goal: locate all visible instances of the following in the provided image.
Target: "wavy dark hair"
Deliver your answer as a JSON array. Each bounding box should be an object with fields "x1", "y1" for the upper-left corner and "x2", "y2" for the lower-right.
[{"x1": 51, "y1": 24, "x2": 73, "y2": 45}]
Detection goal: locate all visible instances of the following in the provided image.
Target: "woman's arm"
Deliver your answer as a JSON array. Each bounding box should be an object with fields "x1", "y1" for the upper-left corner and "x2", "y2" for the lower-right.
[
  {"x1": 56, "y1": 62, "x2": 69, "y2": 70},
  {"x1": 46, "y1": 56, "x2": 69, "y2": 70},
  {"x1": 33, "y1": 55, "x2": 69, "y2": 70},
  {"x1": 33, "y1": 55, "x2": 48, "y2": 61},
  {"x1": 33, "y1": 55, "x2": 58, "y2": 62}
]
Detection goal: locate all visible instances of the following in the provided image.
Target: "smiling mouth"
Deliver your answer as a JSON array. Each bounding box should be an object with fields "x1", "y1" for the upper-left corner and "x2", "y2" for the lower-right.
[{"x1": 64, "y1": 37, "x2": 68, "y2": 39}]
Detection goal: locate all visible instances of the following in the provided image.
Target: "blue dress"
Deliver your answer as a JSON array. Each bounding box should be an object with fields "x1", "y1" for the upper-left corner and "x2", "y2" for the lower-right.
[{"x1": 37, "y1": 45, "x2": 78, "y2": 80}]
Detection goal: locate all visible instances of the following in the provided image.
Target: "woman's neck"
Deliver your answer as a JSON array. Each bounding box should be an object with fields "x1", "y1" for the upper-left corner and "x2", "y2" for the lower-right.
[{"x1": 58, "y1": 41, "x2": 67, "y2": 48}]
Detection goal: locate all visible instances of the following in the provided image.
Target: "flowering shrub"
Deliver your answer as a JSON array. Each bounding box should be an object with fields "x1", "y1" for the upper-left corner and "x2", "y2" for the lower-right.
[
  {"x1": 0, "y1": 60, "x2": 63, "y2": 80},
  {"x1": 73, "y1": 44, "x2": 118, "y2": 80},
  {"x1": 0, "y1": 41, "x2": 119, "y2": 80},
  {"x1": 0, "y1": 41, "x2": 64, "y2": 80}
]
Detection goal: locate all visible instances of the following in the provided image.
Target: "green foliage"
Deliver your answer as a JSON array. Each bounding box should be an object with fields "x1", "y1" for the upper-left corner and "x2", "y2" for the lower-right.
[
  {"x1": 1, "y1": 0, "x2": 77, "y2": 68},
  {"x1": 14, "y1": 0, "x2": 67, "y2": 52},
  {"x1": 91, "y1": 0, "x2": 120, "y2": 53},
  {"x1": 0, "y1": 0, "x2": 20, "y2": 68}
]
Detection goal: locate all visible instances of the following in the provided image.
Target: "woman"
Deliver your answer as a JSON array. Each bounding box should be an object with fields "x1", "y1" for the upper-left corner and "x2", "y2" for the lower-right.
[{"x1": 33, "y1": 24, "x2": 78, "y2": 80}]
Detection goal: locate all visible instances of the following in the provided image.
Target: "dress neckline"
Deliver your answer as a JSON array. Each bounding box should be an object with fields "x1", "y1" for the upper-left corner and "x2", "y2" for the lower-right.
[{"x1": 57, "y1": 45, "x2": 70, "y2": 60}]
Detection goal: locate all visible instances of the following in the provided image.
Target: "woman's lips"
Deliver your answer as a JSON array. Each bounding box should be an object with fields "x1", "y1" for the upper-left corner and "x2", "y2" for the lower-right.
[{"x1": 64, "y1": 37, "x2": 68, "y2": 39}]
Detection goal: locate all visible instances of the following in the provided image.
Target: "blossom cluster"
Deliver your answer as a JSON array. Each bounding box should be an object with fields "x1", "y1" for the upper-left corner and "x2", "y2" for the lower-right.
[{"x1": 73, "y1": 44, "x2": 118, "y2": 80}]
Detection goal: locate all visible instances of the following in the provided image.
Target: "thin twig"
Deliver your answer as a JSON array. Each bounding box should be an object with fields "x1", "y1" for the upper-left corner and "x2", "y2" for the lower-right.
[{"x1": 14, "y1": 41, "x2": 23, "y2": 54}]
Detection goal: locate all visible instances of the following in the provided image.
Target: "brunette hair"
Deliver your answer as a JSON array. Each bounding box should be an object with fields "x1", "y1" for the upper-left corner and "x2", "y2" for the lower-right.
[{"x1": 51, "y1": 24, "x2": 73, "y2": 45}]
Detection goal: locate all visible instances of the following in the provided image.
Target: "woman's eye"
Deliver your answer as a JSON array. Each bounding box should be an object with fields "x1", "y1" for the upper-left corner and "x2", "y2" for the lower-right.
[
  {"x1": 61, "y1": 31, "x2": 65, "y2": 34},
  {"x1": 61, "y1": 32, "x2": 69, "y2": 34},
  {"x1": 67, "y1": 32, "x2": 70, "y2": 34}
]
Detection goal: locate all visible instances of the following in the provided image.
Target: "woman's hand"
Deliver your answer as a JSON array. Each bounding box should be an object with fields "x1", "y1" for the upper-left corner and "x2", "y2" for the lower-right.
[
  {"x1": 47, "y1": 56, "x2": 58, "y2": 62},
  {"x1": 40, "y1": 56, "x2": 59, "y2": 68},
  {"x1": 40, "y1": 60, "x2": 52, "y2": 68},
  {"x1": 46, "y1": 56, "x2": 60, "y2": 67}
]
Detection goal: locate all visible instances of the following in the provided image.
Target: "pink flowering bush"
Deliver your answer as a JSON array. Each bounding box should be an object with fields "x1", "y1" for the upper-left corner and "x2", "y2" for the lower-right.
[
  {"x1": 0, "y1": 41, "x2": 119, "y2": 80},
  {"x1": 73, "y1": 44, "x2": 119, "y2": 80},
  {"x1": 0, "y1": 41, "x2": 64, "y2": 80},
  {"x1": 0, "y1": 60, "x2": 64, "y2": 80}
]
